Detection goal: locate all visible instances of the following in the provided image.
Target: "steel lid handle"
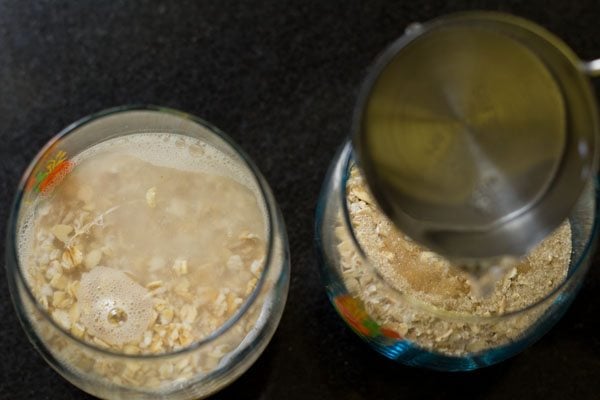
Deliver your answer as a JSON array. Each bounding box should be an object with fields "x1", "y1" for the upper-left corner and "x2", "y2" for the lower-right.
[{"x1": 582, "y1": 59, "x2": 600, "y2": 77}]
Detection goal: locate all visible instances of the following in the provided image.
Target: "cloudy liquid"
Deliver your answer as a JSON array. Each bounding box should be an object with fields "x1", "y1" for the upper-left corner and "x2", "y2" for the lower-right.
[{"x1": 19, "y1": 133, "x2": 268, "y2": 352}]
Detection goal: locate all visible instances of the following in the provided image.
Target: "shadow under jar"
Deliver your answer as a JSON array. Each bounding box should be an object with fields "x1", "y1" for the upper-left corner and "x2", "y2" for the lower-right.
[
  {"x1": 315, "y1": 141, "x2": 598, "y2": 371},
  {"x1": 6, "y1": 106, "x2": 290, "y2": 399}
]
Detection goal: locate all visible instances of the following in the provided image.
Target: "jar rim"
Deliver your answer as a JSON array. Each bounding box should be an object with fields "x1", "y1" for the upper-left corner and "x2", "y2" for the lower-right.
[
  {"x1": 6, "y1": 105, "x2": 277, "y2": 359},
  {"x1": 337, "y1": 141, "x2": 599, "y2": 322}
]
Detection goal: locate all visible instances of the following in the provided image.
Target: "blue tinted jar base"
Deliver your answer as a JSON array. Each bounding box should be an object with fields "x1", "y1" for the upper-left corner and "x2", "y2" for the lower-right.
[{"x1": 341, "y1": 290, "x2": 579, "y2": 372}]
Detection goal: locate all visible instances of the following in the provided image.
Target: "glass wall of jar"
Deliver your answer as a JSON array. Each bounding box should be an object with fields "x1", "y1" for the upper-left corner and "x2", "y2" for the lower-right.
[
  {"x1": 315, "y1": 141, "x2": 598, "y2": 371},
  {"x1": 6, "y1": 107, "x2": 290, "y2": 399}
]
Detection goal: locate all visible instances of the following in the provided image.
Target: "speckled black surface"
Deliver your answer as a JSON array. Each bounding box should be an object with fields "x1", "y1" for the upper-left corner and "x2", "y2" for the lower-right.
[{"x1": 1, "y1": 1, "x2": 600, "y2": 399}]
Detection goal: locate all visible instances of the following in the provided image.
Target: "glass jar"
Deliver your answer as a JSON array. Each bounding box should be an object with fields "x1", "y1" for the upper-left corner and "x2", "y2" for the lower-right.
[
  {"x1": 315, "y1": 141, "x2": 598, "y2": 371},
  {"x1": 5, "y1": 106, "x2": 290, "y2": 399}
]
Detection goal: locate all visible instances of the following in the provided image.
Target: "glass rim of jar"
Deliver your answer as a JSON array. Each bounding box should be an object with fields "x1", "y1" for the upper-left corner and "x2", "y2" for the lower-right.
[
  {"x1": 6, "y1": 105, "x2": 278, "y2": 360},
  {"x1": 337, "y1": 142, "x2": 599, "y2": 323}
]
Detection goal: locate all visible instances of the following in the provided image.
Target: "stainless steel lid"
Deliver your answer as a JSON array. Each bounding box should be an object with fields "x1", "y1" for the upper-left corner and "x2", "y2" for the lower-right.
[{"x1": 353, "y1": 12, "x2": 598, "y2": 260}]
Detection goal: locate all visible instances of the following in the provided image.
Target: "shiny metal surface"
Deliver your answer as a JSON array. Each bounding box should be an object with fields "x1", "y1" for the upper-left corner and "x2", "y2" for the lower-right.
[{"x1": 354, "y1": 12, "x2": 598, "y2": 260}]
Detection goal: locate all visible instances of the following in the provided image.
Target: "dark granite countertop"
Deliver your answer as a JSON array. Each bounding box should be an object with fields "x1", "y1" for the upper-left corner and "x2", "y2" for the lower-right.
[{"x1": 1, "y1": 1, "x2": 600, "y2": 399}]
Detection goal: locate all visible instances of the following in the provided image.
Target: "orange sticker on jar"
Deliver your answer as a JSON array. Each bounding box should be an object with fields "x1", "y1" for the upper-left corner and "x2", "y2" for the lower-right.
[
  {"x1": 333, "y1": 295, "x2": 401, "y2": 340},
  {"x1": 26, "y1": 150, "x2": 73, "y2": 197}
]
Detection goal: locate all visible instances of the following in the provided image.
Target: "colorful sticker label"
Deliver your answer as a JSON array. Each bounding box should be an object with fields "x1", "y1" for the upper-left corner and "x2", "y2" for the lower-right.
[
  {"x1": 26, "y1": 149, "x2": 73, "y2": 198},
  {"x1": 334, "y1": 294, "x2": 402, "y2": 340}
]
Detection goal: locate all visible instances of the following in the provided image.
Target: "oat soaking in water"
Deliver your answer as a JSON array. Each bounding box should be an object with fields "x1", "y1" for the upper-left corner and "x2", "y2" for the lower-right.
[
  {"x1": 20, "y1": 133, "x2": 268, "y2": 353},
  {"x1": 7, "y1": 108, "x2": 290, "y2": 399}
]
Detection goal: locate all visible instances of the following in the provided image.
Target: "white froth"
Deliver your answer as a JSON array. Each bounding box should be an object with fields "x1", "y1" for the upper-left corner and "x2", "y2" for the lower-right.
[
  {"x1": 17, "y1": 212, "x2": 34, "y2": 261},
  {"x1": 17, "y1": 210, "x2": 39, "y2": 273},
  {"x1": 78, "y1": 266, "x2": 154, "y2": 345},
  {"x1": 73, "y1": 133, "x2": 258, "y2": 196},
  {"x1": 73, "y1": 133, "x2": 268, "y2": 229}
]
